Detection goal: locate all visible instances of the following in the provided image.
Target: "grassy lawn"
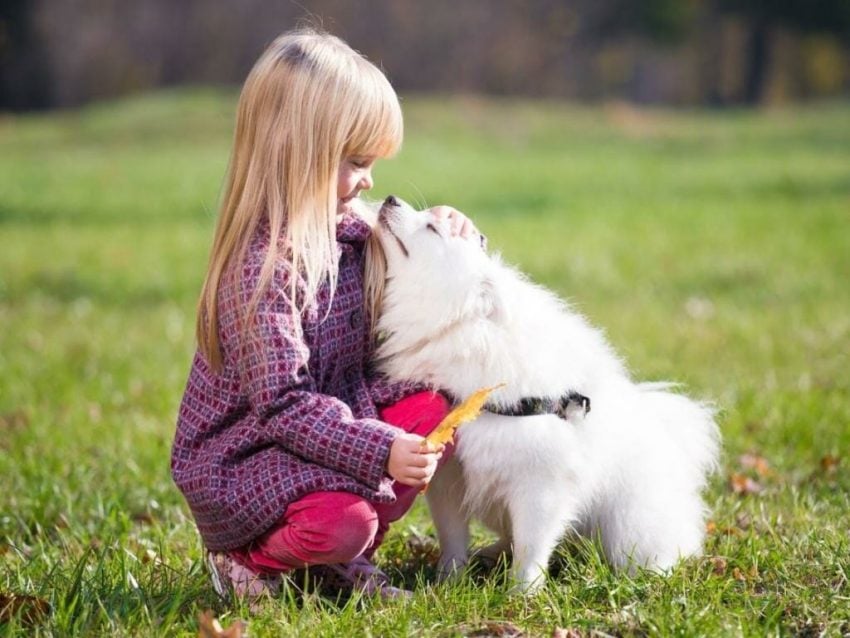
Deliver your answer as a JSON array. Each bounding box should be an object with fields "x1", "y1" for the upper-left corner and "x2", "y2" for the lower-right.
[{"x1": 1, "y1": 89, "x2": 849, "y2": 636}]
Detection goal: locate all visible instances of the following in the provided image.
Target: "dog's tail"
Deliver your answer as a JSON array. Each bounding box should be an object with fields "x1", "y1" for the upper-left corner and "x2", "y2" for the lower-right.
[{"x1": 637, "y1": 383, "x2": 721, "y2": 482}]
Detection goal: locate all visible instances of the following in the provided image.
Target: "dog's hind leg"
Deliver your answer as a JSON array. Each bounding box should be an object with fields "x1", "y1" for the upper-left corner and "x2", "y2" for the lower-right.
[
  {"x1": 595, "y1": 388, "x2": 718, "y2": 572},
  {"x1": 426, "y1": 457, "x2": 472, "y2": 580},
  {"x1": 593, "y1": 479, "x2": 706, "y2": 574}
]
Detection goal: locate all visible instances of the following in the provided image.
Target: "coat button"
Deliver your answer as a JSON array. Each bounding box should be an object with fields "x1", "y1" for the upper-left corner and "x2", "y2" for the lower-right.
[{"x1": 349, "y1": 308, "x2": 363, "y2": 329}]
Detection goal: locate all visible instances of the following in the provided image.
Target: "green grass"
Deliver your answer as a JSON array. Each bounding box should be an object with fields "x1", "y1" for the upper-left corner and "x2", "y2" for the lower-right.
[{"x1": 1, "y1": 88, "x2": 849, "y2": 636}]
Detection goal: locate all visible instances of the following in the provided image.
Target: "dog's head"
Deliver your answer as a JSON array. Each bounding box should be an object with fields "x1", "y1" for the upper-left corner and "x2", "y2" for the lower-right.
[{"x1": 372, "y1": 196, "x2": 505, "y2": 362}]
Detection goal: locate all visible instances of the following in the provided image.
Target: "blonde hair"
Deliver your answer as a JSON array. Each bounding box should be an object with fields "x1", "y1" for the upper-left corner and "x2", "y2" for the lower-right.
[
  {"x1": 364, "y1": 230, "x2": 388, "y2": 339},
  {"x1": 196, "y1": 29, "x2": 403, "y2": 370}
]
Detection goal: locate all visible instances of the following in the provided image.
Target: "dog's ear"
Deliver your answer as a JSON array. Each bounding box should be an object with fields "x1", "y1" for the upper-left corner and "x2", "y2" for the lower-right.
[{"x1": 478, "y1": 277, "x2": 507, "y2": 322}]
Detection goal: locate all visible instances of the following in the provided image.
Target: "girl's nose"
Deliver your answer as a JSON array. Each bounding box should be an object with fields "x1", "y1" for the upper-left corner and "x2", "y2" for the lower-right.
[{"x1": 359, "y1": 171, "x2": 374, "y2": 191}]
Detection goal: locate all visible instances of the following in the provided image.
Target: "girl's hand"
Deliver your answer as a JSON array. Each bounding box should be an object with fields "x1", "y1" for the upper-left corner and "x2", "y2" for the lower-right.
[
  {"x1": 426, "y1": 205, "x2": 478, "y2": 240},
  {"x1": 387, "y1": 433, "x2": 444, "y2": 487}
]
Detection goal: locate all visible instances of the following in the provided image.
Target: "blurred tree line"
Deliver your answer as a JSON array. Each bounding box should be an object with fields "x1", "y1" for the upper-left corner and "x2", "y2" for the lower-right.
[{"x1": 1, "y1": 0, "x2": 848, "y2": 111}]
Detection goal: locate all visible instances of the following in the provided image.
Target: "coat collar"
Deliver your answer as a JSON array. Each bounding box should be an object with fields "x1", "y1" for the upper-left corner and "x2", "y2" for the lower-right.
[
  {"x1": 336, "y1": 212, "x2": 372, "y2": 244},
  {"x1": 257, "y1": 211, "x2": 373, "y2": 247}
]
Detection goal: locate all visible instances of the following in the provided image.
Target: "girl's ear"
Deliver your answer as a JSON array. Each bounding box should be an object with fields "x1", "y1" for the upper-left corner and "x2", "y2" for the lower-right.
[{"x1": 478, "y1": 277, "x2": 508, "y2": 322}]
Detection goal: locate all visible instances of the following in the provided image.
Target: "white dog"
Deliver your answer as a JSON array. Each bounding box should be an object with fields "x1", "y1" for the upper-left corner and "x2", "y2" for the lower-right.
[{"x1": 370, "y1": 196, "x2": 720, "y2": 592}]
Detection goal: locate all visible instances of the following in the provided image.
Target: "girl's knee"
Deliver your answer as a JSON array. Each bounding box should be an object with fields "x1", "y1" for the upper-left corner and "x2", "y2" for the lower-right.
[
  {"x1": 279, "y1": 492, "x2": 378, "y2": 564},
  {"x1": 324, "y1": 496, "x2": 379, "y2": 561}
]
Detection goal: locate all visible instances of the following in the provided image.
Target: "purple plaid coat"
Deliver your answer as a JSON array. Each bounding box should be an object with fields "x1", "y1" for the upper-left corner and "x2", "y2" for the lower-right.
[{"x1": 171, "y1": 213, "x2": 417, "y2": 551}]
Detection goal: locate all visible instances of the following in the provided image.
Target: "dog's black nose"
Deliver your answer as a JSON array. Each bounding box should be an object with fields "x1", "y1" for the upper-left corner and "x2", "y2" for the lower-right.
[{"x1": 384, "y1": 195, "x2": 399, "y2": 207}]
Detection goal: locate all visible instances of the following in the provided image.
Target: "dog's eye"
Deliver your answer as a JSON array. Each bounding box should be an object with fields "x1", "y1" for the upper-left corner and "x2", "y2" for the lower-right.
[{"x1": 426, "y1": 223, "x2": 440, "y2": 236}]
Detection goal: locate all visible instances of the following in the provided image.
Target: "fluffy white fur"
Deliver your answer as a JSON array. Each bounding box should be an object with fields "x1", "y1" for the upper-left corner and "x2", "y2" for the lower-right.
[{"x1": 371, "y1": 197, "x2": 720, "y2": 592}]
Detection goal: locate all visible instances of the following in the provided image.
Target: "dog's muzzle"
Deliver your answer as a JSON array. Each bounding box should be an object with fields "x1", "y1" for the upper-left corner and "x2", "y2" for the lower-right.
[
  {"x1": 378, "y1": 195, "x2": 409, "y2": 257},
  {"x1": 378, "y1": 195, "x2": 401, "y2": 228}
]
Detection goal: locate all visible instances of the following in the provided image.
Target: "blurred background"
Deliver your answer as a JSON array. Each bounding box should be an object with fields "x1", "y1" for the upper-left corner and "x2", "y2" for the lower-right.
[{"x1": 2, "y1": 0, "x2": 849, "y2": 111}]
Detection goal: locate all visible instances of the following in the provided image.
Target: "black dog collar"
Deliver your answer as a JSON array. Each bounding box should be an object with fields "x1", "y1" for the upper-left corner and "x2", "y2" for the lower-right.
[{"x1": 486, "y1": 391, "x2": 591, "y2": 421}]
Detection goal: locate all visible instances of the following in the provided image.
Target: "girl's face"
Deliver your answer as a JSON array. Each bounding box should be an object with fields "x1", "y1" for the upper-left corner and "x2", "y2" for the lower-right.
[{"x1": 337, "y1": 156, "x2": 376, "y2": 215}]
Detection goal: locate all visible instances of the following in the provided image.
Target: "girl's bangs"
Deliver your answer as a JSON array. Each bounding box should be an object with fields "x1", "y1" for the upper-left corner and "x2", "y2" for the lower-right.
[{"x1": 344, "y1": 78, "x2": 403, "y2": 160}]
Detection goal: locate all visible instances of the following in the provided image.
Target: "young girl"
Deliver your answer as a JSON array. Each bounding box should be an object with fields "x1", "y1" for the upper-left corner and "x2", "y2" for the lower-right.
[{"x1": 171, "y1": 29, "x2": 478, "y2": 601}]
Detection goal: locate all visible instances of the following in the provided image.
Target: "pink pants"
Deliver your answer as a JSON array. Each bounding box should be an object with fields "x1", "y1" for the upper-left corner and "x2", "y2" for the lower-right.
[{"x1": 229, "y1": 391, "x2": 451, "y2": 574}]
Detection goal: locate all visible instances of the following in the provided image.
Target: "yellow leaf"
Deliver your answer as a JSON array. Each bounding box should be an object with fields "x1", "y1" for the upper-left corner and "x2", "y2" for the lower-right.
[{"x1": 424, "y1": 384, "x2": 505, "y2": 447}]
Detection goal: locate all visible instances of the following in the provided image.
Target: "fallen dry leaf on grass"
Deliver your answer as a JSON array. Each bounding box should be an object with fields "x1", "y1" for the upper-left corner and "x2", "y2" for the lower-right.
[
  {"x1": 731, "y1": 565, "x2": 759, "y2": 582},
  {"x1": 405, "y1": 532, "x2": 440, "y2": 563},
  {"x1": 820, "y1": 454, "x2": 841, "y2": 475},
  {"x1": 729, "y1": 472, "x2": 763, "y2": 495},
  {"x1": 198, "y1": 610, "x2": 246, "y2": 638},
  {"x1": 424, "y1": 384, "x2": 505, "y2": 447},
  {"x1": 738, "y1": 453, "x2": 772, "y2": 478},
  {"x1": 457, "y1": 620, "x2": 525, "y2": 637},
  {"x1": 728, "y1": 452, "x2": 777, "y2": 496},
  {"x1": 0, "y1": 592, "x2": 51, "y2": 626},
  {"x1": 711, "y1": 557, "x2": 728, "y2": 576},
  {"x1": 132, "y1": 511, "x2": 155, "y2": 525},
  {"x1": 708, "y1": 521, "x2": 748, "y2": 542},
  {"x1": 735, "y1": 512, "x2": 753, "y2": 530}
]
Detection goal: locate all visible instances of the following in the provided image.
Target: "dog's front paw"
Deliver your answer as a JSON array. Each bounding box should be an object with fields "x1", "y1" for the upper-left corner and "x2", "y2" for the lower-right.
[
  {"x1": 508, "y1": 579, "x2": 545, "y2": 596},
  {"x1": 436, "y1": 553, "x2": 469, "y2": 582},
  {"x1": 509, "y1": 566, "x2": 548, "y2": 595}
]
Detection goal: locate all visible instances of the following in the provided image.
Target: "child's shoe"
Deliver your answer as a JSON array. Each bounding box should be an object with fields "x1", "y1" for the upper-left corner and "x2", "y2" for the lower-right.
[
  {"x1": 206, "y1": 551, "x2": 283, "y2": 601},
  {"x1": 312, "y1": 555, "x2": 412, "y2": 600}
]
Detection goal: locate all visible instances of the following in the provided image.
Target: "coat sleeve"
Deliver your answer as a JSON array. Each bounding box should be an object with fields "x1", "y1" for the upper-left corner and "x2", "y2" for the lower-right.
[
  {"x1": 367, "y1": 373, "x2": 431, "y2": 407},
  {"x1": 222, "y1": 260, "x2": 401, "y2": 490}
]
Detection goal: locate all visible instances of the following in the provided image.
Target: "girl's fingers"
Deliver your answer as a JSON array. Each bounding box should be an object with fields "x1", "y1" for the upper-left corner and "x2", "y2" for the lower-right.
[
  {"x1": 460, "y1": 218, "x2": 474, "y2": 238},
  {"x1": 449, "y1": 210, "x2": 475, "y2": 238},
  {"x1": 449, "y1": 212, "x2": 462, "y2": 234},
  {"x1": 404, "y1": 459, "x2": 438, "y2": 482},
  {"x1": 429, "y1": 206, "x2": 449, "y2": 222},
  {"x1": 409, "y1": 454, "x2": 429, "y2": 468},
  {"x1": 428, "y1": 205, "x2": 478, "y2": 239},
  {"x1": 405, "y1": 469, "x2": 427, "y2": 481},
  {"x1": 410, "y1": 446, "x2": 445, "y2": 467},
  {"x1": 420, "y1": 440, "x2": 441, "y2": 454},
  {"x1": 422, "y1": 459, "x2": 438, "y2": 477}
]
